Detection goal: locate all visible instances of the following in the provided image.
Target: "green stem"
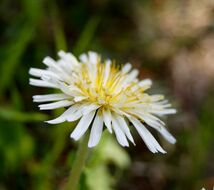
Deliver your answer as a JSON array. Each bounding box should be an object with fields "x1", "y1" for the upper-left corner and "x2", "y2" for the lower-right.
[{"x1": 65, "y1": 133, "x2": 90, "y2": 190}]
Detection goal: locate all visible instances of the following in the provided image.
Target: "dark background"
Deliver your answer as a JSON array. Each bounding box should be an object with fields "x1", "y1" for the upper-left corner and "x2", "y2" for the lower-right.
[{"x1": 0, "y1": 0, "x2": 214, "y2": 189}]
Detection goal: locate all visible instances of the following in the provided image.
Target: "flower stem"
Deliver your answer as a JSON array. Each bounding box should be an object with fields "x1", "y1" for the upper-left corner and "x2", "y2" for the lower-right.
[{"x1": 65, "y1": 133, "x2": 89, "y2": 190}]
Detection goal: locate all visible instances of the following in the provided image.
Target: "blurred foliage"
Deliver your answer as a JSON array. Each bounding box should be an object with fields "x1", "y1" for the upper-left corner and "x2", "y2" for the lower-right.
[
  {"x1": 0, "y1": 0, "x2": 214, "y2": 190},
  {"x1": 85, "y1": 132, "x2": 130, "y2": 190}
]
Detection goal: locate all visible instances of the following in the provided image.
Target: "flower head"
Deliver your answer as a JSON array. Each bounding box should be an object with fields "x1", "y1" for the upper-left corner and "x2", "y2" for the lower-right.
[{"x1": 29, "y1": 51, "x2": 176, "y2": 153}]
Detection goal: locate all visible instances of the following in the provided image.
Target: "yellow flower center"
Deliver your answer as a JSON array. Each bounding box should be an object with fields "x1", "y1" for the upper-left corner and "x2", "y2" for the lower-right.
[{"x1": 74, "y1": 61, "x2": 145, "y2": 109}]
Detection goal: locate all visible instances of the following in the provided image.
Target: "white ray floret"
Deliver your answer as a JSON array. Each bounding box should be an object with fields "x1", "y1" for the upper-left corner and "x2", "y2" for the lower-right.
[
  {"x1": 33, "y1": 93, "x2": 70, "y2": 103},
  {"x1": 29, "y1": 50, "x2": 176, "y2": 153},
  {"x1": 88, "y1": 110, "x2": 104, "y2": 147}
]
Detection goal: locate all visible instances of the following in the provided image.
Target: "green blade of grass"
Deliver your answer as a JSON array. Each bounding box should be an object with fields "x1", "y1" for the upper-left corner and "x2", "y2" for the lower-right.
[
  {"x1": 0, "y1": 107, "x2": 48, "y2": 122},
  {"x1": 0, "y1": 0, "x2": 43, "y2": 97},
  {"x1": 73, "y1": 16, "x2": 101, "y2": 55}
]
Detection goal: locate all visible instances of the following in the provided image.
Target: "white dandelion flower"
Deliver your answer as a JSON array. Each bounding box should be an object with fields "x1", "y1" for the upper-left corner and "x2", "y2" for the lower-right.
[{"x1": 29, "y1": 50, "x2": 176, "y2": 153}]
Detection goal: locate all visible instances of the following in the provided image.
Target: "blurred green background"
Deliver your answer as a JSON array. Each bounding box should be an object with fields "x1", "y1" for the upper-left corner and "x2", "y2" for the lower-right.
[{"x1": 0, "y1": 0, "x2": 214, "y2": 190}]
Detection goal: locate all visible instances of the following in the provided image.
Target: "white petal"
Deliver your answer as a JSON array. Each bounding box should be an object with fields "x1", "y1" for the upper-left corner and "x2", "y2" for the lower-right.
[
  {"x1": 111, "y1": 107, "x2": 131, "y2": 118},
  {"x1": 29, "y1": 68, "x2": 48, "y2": 77},
  {"x1": 130, "y1": 79, "x2": 152, "y2": 92},
  {"x1": 129, "y1": 117, "x2": 166, "y2": 154},
  {"x1": 68, "y1": 85, "x2": 84, "y2": 94},
  {"x1": 43, "y1": 57, "x2": 72, "y2": 82},
  {"x1": 151, "y1": 95, "x2": 164, "y2": 102},
  {"x1": 139, "y1": 79, "x2": 152, "y2": 88},
  {"x1": 29, "y1": 78, "x2": 57, "y2": 88},
  {"x1": 40, "y1": 72, "x2": 60, "y2": 83},
  {"x1": 157, "y1": 100, "x2": 169, "y2": 105},
  {"x1": 39, "y1": 100, "x2": 73, "y2": 110},
  {"x1": 119, "y1": 69, "x2": 139, "y2": 88},
  {"x1": 33, "y1": 93, "x2": 69, "y2": 102},
  {"x1": 58, "y1": 50, "x2": 79, "y2": 66},
  {"x1": 126, "y1": 69, "x2": 139, "y2": 81},
  {"x1": 142, "y1": 115, "x2": 165, "y2": 129},
  {"x1": 46, "y1": 104, "x2": 81, "y2": 124},
  {"x1": 122, "y1": 63, "x2": 132, "y2": 74},
  {"x1": 112, "y1": 117, "x2": 129, "y2": 147},
  {"x1": 143, "y1": 113, "x2": 165, "y2": 126},
  {"x1": 127, "y1": 109, "x2": 163, "y2": 126},
  {"x1": 88, "y1": 51, "x2": 98, "y2": 64},
  {"x1": 81, "y1": 103, "x2": 100, "y2": 115},
  {"x1": 149, "y1": 102, "x2": 177, "y2": 115},
  {"x1": 102, "y1": 108, "x2": 112, "y2": 133},
  {"x1": 156, "y1": 126, "x2": 176, "y2": 144},
  {"x1": 58, "y1": 82, "x2": 75, "y2": 96},
  {"x1": 152, "y1": 109, "x2": 177, "y2": 115},
  {"x1": 40, "y1": 75, "x2": 59, "y2": 84},
  {"x1": 29, "y1": 68, "x2": 61, "y2": 80},
  {"x1": 103, "y1": 60, "x2": 111, "y2": 85},
  {"x1": 74, "y1": 96, "x2": 88, "y2": 102},
  {"x1": 70, "y1": 110, "x2": 96, "y2": 140},
  {"x1": 88, "y1": 111, "x2": 103, "y2": 147},
  {"x1": 66, "y1": 111, "x2": 82, "y2": 122},
  {"x1": 141, "y1": 114, "x2": 176, "y2": 144},
  {"x1": 79, "y1": 53, "x2": 88, "y2": 63},
  {"x1": 65, "y1": 104, "x2": 86, "y2": 122},
  {"x1": 114, "y1": 114, "x2": 135, "y2": 145},
  {"x1": 57, "y1": 60, "x2": 71, "y2": 72},
  {"x1": 43, "y1": 56, "x2": 59, "y2": 69},
  {"x1": 46, "y1": 115, "x2": 66, "y2": 124}
]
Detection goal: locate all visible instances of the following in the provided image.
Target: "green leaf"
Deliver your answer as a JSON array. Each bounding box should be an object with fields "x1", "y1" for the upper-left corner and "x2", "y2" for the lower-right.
[
  {"x1": 73, "y1": 16, "x2": 101, "y2": 55},
  {"x1": 93, "y1": 132, "x2": 131, "y2": 168},
  {"x1": 85, "y1": 132, "x2": 130, "y2": 190},
  {"x1": 85, "y1": 165, "x2": 113, "y2": 190}
]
